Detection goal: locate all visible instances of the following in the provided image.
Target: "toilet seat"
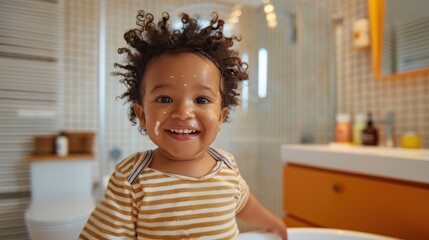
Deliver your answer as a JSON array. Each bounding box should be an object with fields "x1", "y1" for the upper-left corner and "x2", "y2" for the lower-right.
[{"x1": 25, "y1": 197, "x2": 95, "y2": 228}]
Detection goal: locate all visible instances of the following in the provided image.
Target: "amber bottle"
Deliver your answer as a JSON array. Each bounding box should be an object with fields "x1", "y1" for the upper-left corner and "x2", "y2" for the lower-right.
[{"x1": 362, "y1": 112, "x2": 378, "y2": 146}]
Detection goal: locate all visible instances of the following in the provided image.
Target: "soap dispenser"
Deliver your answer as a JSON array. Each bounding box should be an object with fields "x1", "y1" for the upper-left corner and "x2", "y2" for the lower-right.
[{"x1": 362, "y1": 112, "x2": 378, "y2": 146}]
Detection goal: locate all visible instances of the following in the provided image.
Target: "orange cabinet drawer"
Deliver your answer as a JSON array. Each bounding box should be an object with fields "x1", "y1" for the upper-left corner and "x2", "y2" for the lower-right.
[
  {"x1": 283, "y1": 164, "x2": 429, "y2": 240},
  {"x1": 284, "y1": 215, "x2": 316, "y2": 228}
]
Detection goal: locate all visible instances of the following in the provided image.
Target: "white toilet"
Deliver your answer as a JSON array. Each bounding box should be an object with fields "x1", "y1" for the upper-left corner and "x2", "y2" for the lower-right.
[{"x1": 25, "y1": 158, "x2": 96, "y2": 240}]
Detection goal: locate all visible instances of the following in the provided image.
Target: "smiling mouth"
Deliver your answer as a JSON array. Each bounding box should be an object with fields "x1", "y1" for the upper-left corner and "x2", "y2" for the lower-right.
[{"x1": 167, "y1": 129, "x2": 199, "y2": 135}]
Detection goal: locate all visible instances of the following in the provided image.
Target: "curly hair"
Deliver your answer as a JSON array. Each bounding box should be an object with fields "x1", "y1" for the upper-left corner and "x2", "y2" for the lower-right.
[{"x1": 113, "y1": 10, "x2": 248, "y2": 127}]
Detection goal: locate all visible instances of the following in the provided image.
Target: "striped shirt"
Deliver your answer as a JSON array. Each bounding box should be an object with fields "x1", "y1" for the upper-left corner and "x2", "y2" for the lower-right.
[{"x1": 79, "y1": 147, "x2": 250, "y2": 240}]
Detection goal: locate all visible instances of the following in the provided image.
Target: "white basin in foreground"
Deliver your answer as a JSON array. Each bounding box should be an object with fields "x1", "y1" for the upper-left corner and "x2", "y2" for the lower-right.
[{"x1": 238, "y1": 228, "x2": 399, "y2": 240}]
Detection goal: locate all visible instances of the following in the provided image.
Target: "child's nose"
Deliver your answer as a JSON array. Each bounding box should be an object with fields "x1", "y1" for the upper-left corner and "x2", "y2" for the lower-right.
[{"x1": 171, "y1": 101, "x2": 195, "y2": 120}]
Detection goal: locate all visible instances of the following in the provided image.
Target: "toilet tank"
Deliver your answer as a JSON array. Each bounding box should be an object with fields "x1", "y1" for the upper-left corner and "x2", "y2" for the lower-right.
[{"x1": 29, "y1": 159, "x2": 93, "y2": 201}]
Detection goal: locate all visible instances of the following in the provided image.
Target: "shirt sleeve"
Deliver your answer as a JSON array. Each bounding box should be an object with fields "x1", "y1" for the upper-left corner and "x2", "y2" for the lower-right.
[
  {"x1": 79, "y1": 167, "x2": 138, "y2": 240},
  {"x1": 217, "y1": 148, "x2": 251, "y2": 214},
  {"x1": 235, "y1": 169, "x2": 250, "y2": 213}
]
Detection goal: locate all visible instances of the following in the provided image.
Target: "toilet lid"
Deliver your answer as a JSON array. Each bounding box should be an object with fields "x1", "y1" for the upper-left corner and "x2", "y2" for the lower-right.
[{"x1": 26, "y1": 197, "x2": 95, "y2": 227}]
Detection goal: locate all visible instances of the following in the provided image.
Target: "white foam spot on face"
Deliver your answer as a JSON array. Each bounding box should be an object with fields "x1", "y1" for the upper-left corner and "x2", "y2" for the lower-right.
[
  {"x1": 170, "y1": 76, "x2": 174, "y2": 78},
  {"x1": 184, "y1": 83, "x2": 187, "y2": 87},
  {"x1": 163, "y1": 111, "x2": 166, "y2": 114},
  {"x1": 193, "y1": 74, "x2": 197, "y2": 78},
  {"x1": 180, "y1": 74, "x2": 184, "y2": 78},
  {"x1": 154, "y1": 121, "x2": 160, "y2": 136}
]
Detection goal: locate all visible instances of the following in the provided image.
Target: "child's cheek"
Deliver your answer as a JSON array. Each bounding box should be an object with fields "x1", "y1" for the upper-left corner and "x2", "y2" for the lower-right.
[
  {"x1": 144, "y1": 113, "x2": 153, "y2": 133},
  {"x1": 206, "y1": 110, "x2": 222, "y2": 124},
  {"x1": 207, "y1": 114, "x2": 215, "y2": 122},
  {"x1": 145, "y1": 110, "x2": 168, "y2": 142},
  {"x1": 154, "y1": 121, "x2": 160, "y2": 136}
]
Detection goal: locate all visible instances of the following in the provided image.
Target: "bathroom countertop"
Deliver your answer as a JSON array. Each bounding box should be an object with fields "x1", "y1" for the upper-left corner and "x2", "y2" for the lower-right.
[{"x1": 281, "y1": 144, "x2": 429, "y2": 184}]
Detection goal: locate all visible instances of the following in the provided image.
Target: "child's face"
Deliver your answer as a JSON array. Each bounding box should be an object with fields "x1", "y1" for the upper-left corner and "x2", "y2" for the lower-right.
[{"x1": 134, "y1": 52, "x2": 228, "y2": 160}]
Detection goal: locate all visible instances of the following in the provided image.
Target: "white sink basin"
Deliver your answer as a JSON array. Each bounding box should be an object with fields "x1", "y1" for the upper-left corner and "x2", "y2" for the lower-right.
[{"x1": 239, "y1": 228, "x2": 399, "y2": 240}]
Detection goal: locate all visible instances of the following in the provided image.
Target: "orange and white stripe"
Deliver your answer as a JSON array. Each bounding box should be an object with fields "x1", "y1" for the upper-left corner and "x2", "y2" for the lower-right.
[{"x1": 79, "y1": 148, "x2": 249, "y2": 240}]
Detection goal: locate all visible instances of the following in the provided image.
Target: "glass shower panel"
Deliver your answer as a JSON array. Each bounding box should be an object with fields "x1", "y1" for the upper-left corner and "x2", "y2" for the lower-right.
[{"x1": 297, "y1": 3, "x2": 336, "y2": 144}]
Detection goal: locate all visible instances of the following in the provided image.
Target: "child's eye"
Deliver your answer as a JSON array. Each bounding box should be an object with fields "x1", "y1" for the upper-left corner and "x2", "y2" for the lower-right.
[
  {"x1": 157, "y1": 96, "x2": 172, "y2": 103},
  {"x1": 195, "y1": 97, "x2": 210, "y2": 104}
]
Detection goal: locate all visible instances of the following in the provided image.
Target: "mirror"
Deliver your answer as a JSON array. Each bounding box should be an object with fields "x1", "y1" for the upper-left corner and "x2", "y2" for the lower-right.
[{"x1": 368, "y1": 0, "x2": 429, "y2": 79}]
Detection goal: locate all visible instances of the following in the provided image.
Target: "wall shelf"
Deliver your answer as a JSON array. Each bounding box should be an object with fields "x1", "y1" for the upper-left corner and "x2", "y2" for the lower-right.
[{"x1": 26, "y1": 154, "x2": 95, "y2": 162}]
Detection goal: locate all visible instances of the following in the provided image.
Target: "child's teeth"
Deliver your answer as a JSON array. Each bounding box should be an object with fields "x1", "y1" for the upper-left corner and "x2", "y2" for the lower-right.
[{"x1": 171, "y1": 129, "x2": 195, "y2": 134}]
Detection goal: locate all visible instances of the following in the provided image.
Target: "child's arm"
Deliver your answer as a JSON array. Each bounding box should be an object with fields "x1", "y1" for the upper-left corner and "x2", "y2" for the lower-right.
[{"x1": 236, "y1": 192, "x2": 288, "y2": 240}]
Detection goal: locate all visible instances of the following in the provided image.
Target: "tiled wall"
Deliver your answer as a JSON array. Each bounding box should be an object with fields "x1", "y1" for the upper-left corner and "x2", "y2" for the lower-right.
[
  {"x1": 64, "y1": 0, "x2": 99, "y2": 131},
  {"x1": 274, "y1": 0, "x2": 429, "y2": 148},
  {"x1": 63, "y1": 0, "x2": 100, "y2": 180},
  {"x1": 62, "y1": 0, "x2": 429, "y2": 233},
  {"x1": 335, "y1": 0, "x2": 429, "y2": 148}
]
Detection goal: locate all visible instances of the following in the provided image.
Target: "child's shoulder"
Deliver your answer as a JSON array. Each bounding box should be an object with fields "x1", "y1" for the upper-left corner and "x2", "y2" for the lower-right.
[
  {"x1": 114, "y1": 151, "x2": 151, "y2": 177},
  {"x1": 209, "y1": 147, "x2": 235, "y2": 160},
  {"x1": 208, "y1": 147, "x2": 240, "y2": 173}
]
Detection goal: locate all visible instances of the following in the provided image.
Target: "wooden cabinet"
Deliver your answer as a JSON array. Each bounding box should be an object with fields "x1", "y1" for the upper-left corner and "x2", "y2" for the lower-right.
[{"x1": 283, "y1": 164, "x2": 429, "y2": 240}]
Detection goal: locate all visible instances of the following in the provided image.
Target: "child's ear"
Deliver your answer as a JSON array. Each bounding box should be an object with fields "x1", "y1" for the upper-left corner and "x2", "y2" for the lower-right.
[
  {"x1": 217, "y1": 107, "x2": 228, "y2": 131},
  {"x1": 221, "y1": 107, "x2": 228, "y2": 122},
  {"x1": 133, "y1": 103, "x2": 146, "y2": 129}
]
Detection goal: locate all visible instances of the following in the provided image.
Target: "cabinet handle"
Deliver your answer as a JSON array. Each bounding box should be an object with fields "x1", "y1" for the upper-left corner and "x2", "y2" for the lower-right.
[{"x1": 332, "y1": 183, "x2": 343, "y2": 193}]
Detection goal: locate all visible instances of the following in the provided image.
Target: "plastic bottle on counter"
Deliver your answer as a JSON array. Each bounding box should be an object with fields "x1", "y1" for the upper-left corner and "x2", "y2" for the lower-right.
[
  {"x1": 362, "y1": 112, "x2": 378, "y2": 146},
  {"x1": 55, "y1": 131, "x2": 69, "y2": 156},
  {"x1": 353, "y1": 113, "x2": 366, "y2": 145},
  {"x1": 401, "y1": 131, "x2": 421, "y2": 149},
  {"x1": 335, "y1": 113, "x2": 352, "y2": 143}
]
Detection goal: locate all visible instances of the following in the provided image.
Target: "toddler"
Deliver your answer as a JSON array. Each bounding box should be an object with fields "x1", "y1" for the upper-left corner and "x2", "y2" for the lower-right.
[{"x1": 79, "y1": 10, "x2": 287, "y2": 240}]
